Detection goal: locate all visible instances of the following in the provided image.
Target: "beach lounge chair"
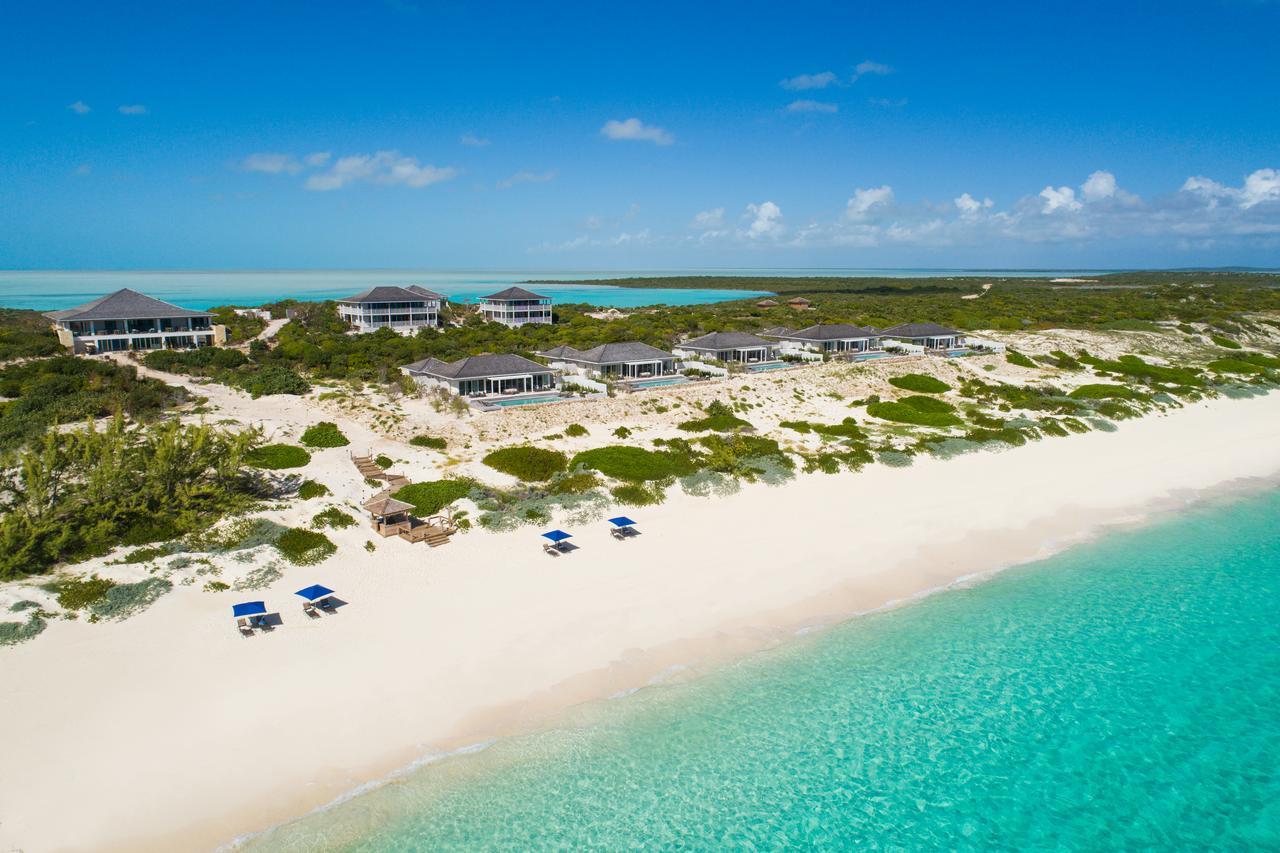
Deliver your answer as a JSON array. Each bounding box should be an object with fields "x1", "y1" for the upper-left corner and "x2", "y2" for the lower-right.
[
  {"x1": 302, "y1": 601, "x2": 320, "y2": 618},
  {"x1": 236, "y1": 618, "x2": 254, "y2": 637},
  {"x1": 608, "y1": 516, "x2": 637, "y2": 540}
]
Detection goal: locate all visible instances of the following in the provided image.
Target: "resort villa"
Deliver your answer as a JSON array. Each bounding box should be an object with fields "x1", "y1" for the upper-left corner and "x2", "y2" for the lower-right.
[
  {"x1": 45, "y1": 288, "x2": 226, "y2": 353},
  {"x1": 763, "y1": 323, "x2": 882, "y2": 354},
  {"x1": 478, "y1": 287, "x2": 553, "y2": 327},
  {"x1": 881, "y1": 322, "x2": 965, "y2": 350},
  {"x1": 336, "y1": 285, "x2": 446, "y2": 334},
  {"x1": 674, "y1": 331, "x2": 779, "y2": 363},
  {"x1": 787, "y1": 297, "x2": 813, "y2": 310},
  {"x1": 402, "y1": 353, "x2": 558, "y2": 397},
  {"x1": 540, "y1": 342, "x2": 680, "y2": 379}
]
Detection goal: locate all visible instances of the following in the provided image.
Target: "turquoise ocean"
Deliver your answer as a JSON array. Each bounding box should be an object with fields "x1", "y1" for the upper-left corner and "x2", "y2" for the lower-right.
[
  {"x1": 0, "y1": 268, "x2": 1124, "y2": 311},
  {"x1": 248, "y1": 487, "x2": 1280, "y2": 850}
]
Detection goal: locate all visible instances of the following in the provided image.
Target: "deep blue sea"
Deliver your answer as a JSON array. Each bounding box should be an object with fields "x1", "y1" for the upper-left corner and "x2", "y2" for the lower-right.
[
  {"x1": 247, "y1": 487, "x2": 1280, "y2": 851},
  {"x1": 0, "y1": 268, "x2": 1126, "y2": 311}
]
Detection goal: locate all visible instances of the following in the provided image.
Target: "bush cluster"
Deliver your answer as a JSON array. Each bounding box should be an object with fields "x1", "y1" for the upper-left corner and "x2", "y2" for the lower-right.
[
  {"x1": 393, "y1": 479, "x2": 476, "y2": 515},
  {"x1": 244, "y1": 444, "x2": 311, "y2": 469},
  {"x1": 301, "y1": 421, "x2": 350, "y2": 448},
  {"x1": 483, "y1": 447, "x2": 569, "y2": 482},
  {"x1": 274, "y1": 528, "x2": 337, "y2": 565},
  {"x1": 888, "y1": 373, "x2": 951, "y2": 393},
  {"x1": 409, "y1": 434, "x2": 447, "y2": 449}
]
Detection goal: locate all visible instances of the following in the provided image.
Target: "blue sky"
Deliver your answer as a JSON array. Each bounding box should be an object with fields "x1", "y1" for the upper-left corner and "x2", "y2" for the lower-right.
[{"x1": 2, "y1": 0, "x2": 1278, "y2": 270}]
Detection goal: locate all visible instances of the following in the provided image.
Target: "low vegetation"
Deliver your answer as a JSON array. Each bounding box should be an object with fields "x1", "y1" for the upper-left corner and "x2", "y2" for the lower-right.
[
  {"x1": 274, "y1": 528, "x2": 337, "y2": 565},
  {"x1": 888, "y1": 373, "x2": 951, "y2": 393},
  {"x1": 244, "y1": 443, "x2": 311, "y2": 469},
  {"x1": 483, "y1": 446, "x2": 569, "y2": 481},
  {"x1": 677, "y1": 401, "x2": 752, "y2": 432},
  {"x1": 409, "y1": 434, "x2": 447, "y2": 449},
  {"x1": 301, "y1": 421, "x2": 349, "y2": 448},
  {"x1": 571, "y1": 446, "x2": 697, "y2": 482},
  {"x1": 311, "y1": 507, "x2": 357, "y2": 529},
  {"x1": 393, "y1": 479, "x2": 476, "y2": 515},
  {"x1": 297, "y1": 479, "x2": 331, "y2": 500}
]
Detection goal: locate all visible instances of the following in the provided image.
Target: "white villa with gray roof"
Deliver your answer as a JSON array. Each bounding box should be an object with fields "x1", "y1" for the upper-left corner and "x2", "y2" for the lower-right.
[
  {"x1": 478, "y1": 287, "x2": 553, "y2": 327},
  {"x1": 763, "y1": 323, "x2": 882, "y2": 354},
  {"x1": 402, "y1": 353, "x2": 558, "y2": 397},
  {"x1": 880, "y1": 322, "x2": 964, "y2": 350},
  {"x1": 45, "y1": 289, "x2": 226, "y2": 354},
  {"x1": 540, "y1": 342, "x2": 680, "y2": 379},
  {"x1": 337, "y1": 285, "x2": 446, "y2": 334},
  {"x1": 674, "y1": 331, "x2": 778, "y2": 363}
]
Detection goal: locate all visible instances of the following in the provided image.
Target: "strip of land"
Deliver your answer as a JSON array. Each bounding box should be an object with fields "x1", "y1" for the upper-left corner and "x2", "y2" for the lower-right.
[{"x1": 1, "y1": 390, "x2": 1279, "y2": 851}]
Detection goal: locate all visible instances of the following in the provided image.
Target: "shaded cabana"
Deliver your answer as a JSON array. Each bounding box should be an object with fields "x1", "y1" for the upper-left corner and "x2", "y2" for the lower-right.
[
  {"x1": 542, "y1": 529, "x2": 573, "y2": 555},
  {"x1": 295, "y1": 584, "x2": 336, "y2": 615},
  {"x1": 608, "y1": 516, "x2": 638, "y2": 539},
  {"x1": 363, "y1": 491, "x2": 414, "y2": 537},
  {"x1": 232, "y1": 601, "x2": 268, "y2": 635}
]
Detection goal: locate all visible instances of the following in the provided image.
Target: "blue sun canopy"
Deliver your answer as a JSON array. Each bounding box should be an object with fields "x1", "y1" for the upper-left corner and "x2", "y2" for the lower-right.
[
  {"x1": 542, "y1": 530, "x2": 572, "y2": 542},
  {"x1": 232, "y1": 601, "x2": 267, "y2": 618},
  {"x1": 295, "y1": 584, "x2": 335, "y2": 601},
  {"x1": 607, "y1": 517, "x2": 636, "y2": 527}
]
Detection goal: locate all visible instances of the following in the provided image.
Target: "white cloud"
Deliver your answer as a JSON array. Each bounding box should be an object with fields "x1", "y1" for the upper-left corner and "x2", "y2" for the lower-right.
[
  {"x1": 600, "y1": 118, "x2": 674, "y2": 145},
  {"x1": 786, "y1": 99, "x2": 838, "y2": 114},
  {"x1": 1241, "y1": 168, "x2": 1280, "y2": 208},
  {"x1": 691, "y1": 208, "x2": 725, "y2": 229},
  {"x1": 1039, "y1": 185, "x2": 1082, "y2": 213},
  {"x1": 1081, "y1": 170, "x2": 1117, "y2": 202},
  {"x1": 460, "y1": 132, "x2": 491, "y2": 147},
  {"x1": 869, "y1": 97, "x2": 908, "y2": 108},
  {"x1": 780, "y1": 71, "x2": 838, "y2": 91},
  {"x1": 954, "y1": 192, "x2": 993, "y2": 214},
  {"x1": 241, "y1": 153, "x2": 303, "y2": 174},
  {"x1": 743, "y1": 201, "x2": 784, "y2": 239},
  {"x1": 117, "y1": 104, "x2": 147, "y2": 115},
  {"x1": 304, "y1": 151, "x2": 332, "y2": 167},
  {"x1": 847, "y1": 185, "x2": 894, "y2": 217},
  {"x1": 853, "y1": 60, "x2": 893, "y2": 80},
  {"x1": 67, "y1": 101, "x2": 90, "y2": 114},
  {"x1": 498, "y1": 169, "x2": 556, "y2": 189},
  {"x1": 304, "y1": 151, "x2": 457, "y2": 190}
]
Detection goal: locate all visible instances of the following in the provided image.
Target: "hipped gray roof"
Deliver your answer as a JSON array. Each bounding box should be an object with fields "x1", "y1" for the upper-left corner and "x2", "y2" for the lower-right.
[
  {"x1": 44, "y1": 288, "x2": 211, "y2": 322},
  {"x1": 778, "y1": 323, "x2": 880, "y2": 341},
  {"x1": 539, "y1": 345, "x2": 583, "y2": 360},
  {"x1": 483, "y1": 286, "x2": 548, "y2": 301},
  {"x1": 338, "y1": 285, "x2": 444, "y2": 304},
  {"x1": 881, "y1": 322, "x2": 960, "y2": 338},
  {"x1": 550, "y1": 341, "x2": 674, "y2": 364},
  {"x1": 680, "y1": 331, "x2": 773, "y2": 349},
  {"x1": 403, "y1": 353, "x2": 553, "y2": 379}
]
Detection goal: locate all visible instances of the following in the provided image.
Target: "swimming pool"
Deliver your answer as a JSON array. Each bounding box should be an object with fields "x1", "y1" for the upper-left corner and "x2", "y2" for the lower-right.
[
  {"x1": 483, "y1": 395, "x2": 564, "y2": 408},
  {"x1": 630, "y1": 376, "x2": 690, "y2": 389},
  {"x1": 944, "y1": 349, "x2": 972, "y2": 357},
  {"x1": 747, "y1": 361, "x2": 791, "y2": 372},
  {"x1": 853, "y1": 352, "x2": 893, "y2": 361}
]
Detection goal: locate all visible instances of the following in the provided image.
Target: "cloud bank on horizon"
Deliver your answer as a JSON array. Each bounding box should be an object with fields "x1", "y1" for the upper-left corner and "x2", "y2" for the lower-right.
[{"x1": 4, "y1": 0, "x2": 1279, "y2": 268}]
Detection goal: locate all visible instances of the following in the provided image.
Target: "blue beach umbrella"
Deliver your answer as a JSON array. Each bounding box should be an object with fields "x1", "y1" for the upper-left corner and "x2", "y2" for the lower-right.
[
  {"x1": 542, "y1": 530, "x2": 572, "y2": 543},
  {"x1": 232, "y1": 601, "x2": 267, "y2": 619},
  {"x1": 295, "y1": 584, "x2": 335, "y2": 602},
  {"x1": 607, "y1": 516, "x2": 636, "y2": 528}
]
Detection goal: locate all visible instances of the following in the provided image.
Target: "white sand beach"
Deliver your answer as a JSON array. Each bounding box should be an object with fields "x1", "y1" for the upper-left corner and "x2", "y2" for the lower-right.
[{"x1": 2, "y1": 390, "x2": 1280, "y2": 851}]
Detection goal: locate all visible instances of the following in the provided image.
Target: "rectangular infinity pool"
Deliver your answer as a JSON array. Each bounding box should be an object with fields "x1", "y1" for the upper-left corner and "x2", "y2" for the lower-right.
[
  {"x1": 747, "y1": 361, "x2": 791, "y2": 372},
  {"x1": 630, "y1": 377, "x2": 690, "y2": 389},
  {"x1": 484, "y1": 395, "x2": 564, "y2": 408},
  {"x1": 853, "y1": 352, "x2": 893, "y2": 361}
]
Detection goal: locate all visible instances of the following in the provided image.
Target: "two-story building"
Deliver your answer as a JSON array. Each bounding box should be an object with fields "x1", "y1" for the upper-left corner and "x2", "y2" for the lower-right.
[
  {"x1": 336, "y1": 285, "x2": 446, "y2": 334},
  {"x1": 45, "y1": 289, "x2": 226, "y2": 353},
  {"x1": 478, "y1": 287, "x2": 553, "y2": 327}
]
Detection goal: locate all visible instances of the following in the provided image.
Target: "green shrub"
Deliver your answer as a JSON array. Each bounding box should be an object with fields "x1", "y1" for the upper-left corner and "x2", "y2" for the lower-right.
[
  {"x1": 301, "y1": 421, "x2": 350, "y2": 448},
  {"x1": 297, "y1": 480, "x2": 331, "y2": 500},
  {"x1": 866, "y1": 401, "x2": 963, "y2": 428},
  {"x1": 1069, "y1": 384, "x2": 1138, "y2": 400},
  {"x1": 120, "y1": 545, "x2": 171, "y2": 564},
  {"x1": 311, "y1": 507, "x2": 358, "y2": 529},
  {"x1": 393, "y1": 479, "x2": 476, "y2": 515},
  {"x1": 274, "y1": 528, "x2": 337, "y2": 565},
  {"x1": 375, "y1": 454, "x2": 393, "y2": 469},
  {"x1": 89, "y1": 578, "x2": 173, "y2": 621},
  {"x1": 483, "y1": 447, "x2": 569, "y2": 481},
  {"x1": 613, "y1": 426, "x2": 632, "y2": 439},
  {"x1": 610, "y1": 483, "x2": 666, "y2": 506},
  {"x1": 1208, "y1": 358, "x2": 1266, "y2": 375},
  {"x1": 564, "y1": 423, "x2": 589, "y2": 437},
  {"x1": 409, "y1": 435, "x2": 447, "y2": 450},
  {"x1": 677, "y1": 412, "x2": 751, "y2": 432},
  {"x1": 0, "y1": 615, "x2": 47, "y2": 646},
  {"x1": 877, "y1": 450, "x2": 914, "y2": 467},
  {"x1": 899, "y1": 395, "x2": 955, "y2": 414},
  {"x1": 1006, "y1": 350, "x2": 1037, "y2": 368},
  {"x1": 965, "y1": 427, "x2": 1028, "y2": 447},
  {"x1": 237, "y1": 364, "x2": 311, "y2": 397},
  {"x1": 1210, "y1": 334, "x2": 1242, "y2": 349},
  {"x1": 572, "y1": 446, "x2": 697, "y2": 482},
  {"x1": 204, "y1": 580, "x2": 230, "y2": 592},
  {"x1": 44, "y1": 575, "x2": 116, "y2": 610},
  {"x1": 244, "y1": 444, "x2": 311, "y2": 469},
  {"x1": 1079, "y1": 354, "x2": 1204, "y2": 387},
  {"x1": 780, "y1": 418, "x2": 865, "y2": 440},
  {"x1": 888, "y1": 373, "x2": 951, "y2": 393}
]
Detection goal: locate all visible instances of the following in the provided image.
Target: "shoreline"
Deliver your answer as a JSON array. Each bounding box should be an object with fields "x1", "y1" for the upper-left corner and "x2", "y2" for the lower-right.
[{"x1": 3, "y1": 392, "x2": 1280, "y2": 851}]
